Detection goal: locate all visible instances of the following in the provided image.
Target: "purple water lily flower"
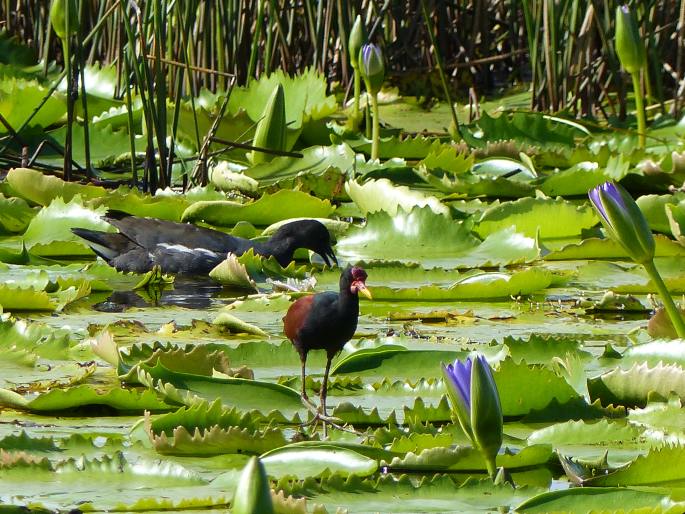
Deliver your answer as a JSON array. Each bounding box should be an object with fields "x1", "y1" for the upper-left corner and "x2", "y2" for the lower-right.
[
  {"x1": 588, "y1": 181, "x2": 654, "y2": 264},
  {"x1": 442, "y1": 354, "x2": 503, "y2": 477},
  {"x1": 589, "y1": 182, "x2": 624, "y2": 225},
  {"x1": 443, "y1": 357, "x2": 473, "y2": 411},
  {"x1": 359, "y1": 43, "x2": 385, "y2": 94}
]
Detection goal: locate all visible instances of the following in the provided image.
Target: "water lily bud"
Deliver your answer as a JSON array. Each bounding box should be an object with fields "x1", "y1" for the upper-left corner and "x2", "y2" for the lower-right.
[
  {"x1": 470, "y1": 355, "x2": 503, "y2": 473},
  {"x1": 232, "y1": 456, "x2": 274, "y2": 514},
  {"x1": 50, "y1": 0, "x2": 78, "y2": 41},
  {"x1": 443, "y1": 355, "x2": 503, "y2": 477},
  {"x1": 615, "y1": 5, "x2": 646, "y2": 74},
  {"x1": 249, "y1": 84, "x2": 286, "y2": 165},
  {"x1": 441, "y1": 358, "x2": 474, "y2": 440},
  {"x1": 589, "y1": 181, "x2": 655, "y2": 264},
  {"x1": 349, "y1": 15, "x2": 366, "y2": 71},
  {"x1": 359, "y1": 43, "x2": 385, "y2": 95}
]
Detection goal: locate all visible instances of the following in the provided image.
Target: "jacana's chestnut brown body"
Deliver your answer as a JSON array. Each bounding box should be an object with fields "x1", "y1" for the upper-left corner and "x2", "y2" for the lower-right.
[{"x1": 283, "y1": 266, "x2": 371, "y2": 415}]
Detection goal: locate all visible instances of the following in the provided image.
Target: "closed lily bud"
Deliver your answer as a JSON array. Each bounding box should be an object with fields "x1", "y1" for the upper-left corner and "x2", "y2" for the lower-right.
[
  {"x1": 589, "y1": 181, "x2": 655, "y2": 264},
  {"x1": 441, "y1": 358, "x2": 474, "y2": 440},
  {"x1": 470, "y1": 355, "x2": 503, "y2": 473},
  {"x1": 50, "y1": 0, "x2": 78, "y2": 41},
  {"x1": 359, "y1": 43, "x2": 385, "y2": 95},
  {"x1": 232, "y1": 456, "x2": 274, "y2": 514},
  {"x1": 249, "y1": 84, "x2": 286, "y2": 165},
  {"x1": 442, "y1": 355, "x2": 503, "y2": 477},
  {"x1": 615, "y1": 5, "x2": 646, "y2": 74},
  {"x1": 349, "y1": 15, "x2": 366, "y2": 71}
]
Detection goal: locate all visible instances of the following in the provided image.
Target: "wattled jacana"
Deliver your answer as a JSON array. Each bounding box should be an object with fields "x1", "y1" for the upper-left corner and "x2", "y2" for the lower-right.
[
  {"x1": 72, "y1": 212, "x2": 337, "y2": 274},
  {"x1": 283, "y1": 266, "x2": 371, "y2": 416}
]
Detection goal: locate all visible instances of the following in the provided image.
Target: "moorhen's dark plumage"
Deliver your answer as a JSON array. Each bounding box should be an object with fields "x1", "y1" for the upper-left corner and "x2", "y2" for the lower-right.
[
  {"x1": 283, "y1": 266, "x2": 371, "y2": 415},
  {"x1": 72, "y1": 212, "x2": 337, "y2": 274}
]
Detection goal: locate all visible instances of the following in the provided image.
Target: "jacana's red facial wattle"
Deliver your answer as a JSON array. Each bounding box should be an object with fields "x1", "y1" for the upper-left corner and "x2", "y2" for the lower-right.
[{"x1": 349, "y1": 266, "x2": 372, "y2": 299}]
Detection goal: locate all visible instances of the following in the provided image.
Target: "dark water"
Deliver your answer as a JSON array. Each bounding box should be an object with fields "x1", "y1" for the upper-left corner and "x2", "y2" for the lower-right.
[{"x1": 93, "y1": 277, "x2": 251, "y2": 312}]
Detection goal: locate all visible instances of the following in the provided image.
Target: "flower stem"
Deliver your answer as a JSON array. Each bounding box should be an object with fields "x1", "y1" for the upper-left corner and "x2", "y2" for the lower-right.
[
  {"x1": 642, "y1": 259, "x2": 685, "y2": 338},
  {"x1": 631, "y1": 71, "x2": 646, "y2": 148},
  {"x1": 484, "y1": 455, "x2": 497, "y2": 480},
  {"x1": 352, "y1": 70, "x2": 361, "y2": 130},
  {"x1": 370, "y1": 91, "x2": 380, "y2": 161}
]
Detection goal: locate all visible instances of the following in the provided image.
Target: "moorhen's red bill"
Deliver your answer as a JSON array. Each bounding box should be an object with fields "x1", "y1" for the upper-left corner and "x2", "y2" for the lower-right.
[
  {"x1": 283, "y1": 266, "x2": 371, "y2": 415},
  {"x1": 72, "y1": 211, "x2": 337, "y2": 274}
]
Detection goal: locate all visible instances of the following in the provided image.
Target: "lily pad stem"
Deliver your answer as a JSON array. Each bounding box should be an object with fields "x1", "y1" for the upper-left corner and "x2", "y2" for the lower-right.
[
  {"x1": 631, "y1": 71, "x2": 646, "y2": 148},
  {"x1": 370, "y1": 91, "x2": 380, "y2": 161},
  {"x1": 642, "y1": 259, "x2": 685, "y2": 338}
]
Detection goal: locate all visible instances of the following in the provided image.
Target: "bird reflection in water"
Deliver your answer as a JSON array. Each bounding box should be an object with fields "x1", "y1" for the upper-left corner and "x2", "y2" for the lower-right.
[{"x1": 93, "y1": 276, "x2": 239, "y2": 312}]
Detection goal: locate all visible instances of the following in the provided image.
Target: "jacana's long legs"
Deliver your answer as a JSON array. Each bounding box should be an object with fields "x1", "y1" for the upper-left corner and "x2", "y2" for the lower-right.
[
  {"x1": 299, "y1": 352, "x2": 309, "y2": 401},
  {"x1": 320, "y1": 355, "x2": 333, "y2": 417}
]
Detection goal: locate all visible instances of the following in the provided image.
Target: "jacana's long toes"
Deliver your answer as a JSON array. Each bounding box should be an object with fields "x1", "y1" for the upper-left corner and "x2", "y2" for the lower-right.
[{"x1": 300, "y1": 394, "x2": 317, "y2": 410}]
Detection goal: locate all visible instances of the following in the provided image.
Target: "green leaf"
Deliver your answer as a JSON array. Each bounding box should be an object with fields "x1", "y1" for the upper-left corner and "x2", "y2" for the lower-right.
[
  {"x1": 181, "y1": 190, "x2": 334, "y2": 226},
  {"x1": 245, "y1": 144, "x2": 354, "y2": 187},
  {"x1": 332, "y1": 345, "x2": 461, "y2": 380},
  {"x1": 369, "y1": 268, "x2": 554, "y2": 301},
  {"x1": 0, "y1": 194, "x2": 36, "y2": 233},
  {"x1": 346, "y1": 178, "x2": 449, "y2": 216},
  {"x1": 527, "y1": 419, "x2": 640, "y2": 446},
  {"x1": 337, "y1": 132, "x2": 437, "y2": 159},
  {"x1": 5, "y1": 168, "x2": 107, "y2": 206},
  {"x1": 495, "y1": 358, "x2": 582, "y2": 417},
  {"x1": 475, "y1": 196, "x2": 598, "y2": 239},
  {"x1": 260, "y1": 443, "x2": 378, "y2": 478},
  {"x1": 637, "y1": 193, "x2": 685, "y2": 233},
  {"x1": 385, "y1": 444, "x2": 552, "y2": 472},
  {"x1": 462, "y1": 111, "x2": 580, "y2": 148},
  {"x1": 138, "y1": 361, "x2": 306, "y2": 420},
  {"x1": 545, "y1": 234, "x2": 685, "y2": 260},
  {"x1": 23, "y1": 196, "x2": 113, "y2": 256},
  {"x1": 228, "y1": 68, "x2": 337, "y2": 130},
  {"x1": 146, "y1": 400, "x2": 286, "y2": 455},
  {"x1": 587, "y1": 446, "x2": 685, "y2": 486},
  {"x1": 414, "y1": 163, "x2": 535, "y2": 198},
  {"x1": 0, "y1": 78, "x2": 65, "y2": 135},
  {"x1": 516, "y1": 487, "x2": 681, "y2": 513},
  {"x1": 0, "y1": 384, "x2": 172, "y2": 412},
  {"x1": 336, "y1": 206, "x2": 479, "y2": 264},
  {"x1": 620, "y1": 340, "x2": 685, "y2": 368},
  {"x1": 589, "y1": 362, "x2": 685, "y2": 407},
  {"x1": 538, "y1": 155, "x2": 631, "y2": 196}
]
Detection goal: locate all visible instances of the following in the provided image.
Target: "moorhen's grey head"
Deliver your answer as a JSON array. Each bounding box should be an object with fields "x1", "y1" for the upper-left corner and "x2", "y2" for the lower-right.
[{"x1": 271, "y1": 220, "x2": 338, "y2": 267}]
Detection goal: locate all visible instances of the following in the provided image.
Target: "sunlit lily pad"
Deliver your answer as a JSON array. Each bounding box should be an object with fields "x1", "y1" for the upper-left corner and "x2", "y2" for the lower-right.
[
  {"x1": 181, "y1": 190, "x2": 334, "y2": 226},
  {"x1": 5, "y1": 168, "x2": 107, "y2": 206}
]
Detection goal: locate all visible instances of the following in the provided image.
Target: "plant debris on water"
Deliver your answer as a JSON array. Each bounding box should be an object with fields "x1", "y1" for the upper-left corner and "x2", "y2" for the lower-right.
[{"x1": 1, "y1": 1, "x2": 685, "y2": 512}]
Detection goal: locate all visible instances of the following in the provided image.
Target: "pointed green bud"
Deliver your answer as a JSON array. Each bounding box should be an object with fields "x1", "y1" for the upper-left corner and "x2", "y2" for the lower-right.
[
  {"x1": 615, "y1": 5, "x2": 646, "y2": 74},
  {"x1": 232, "y1": 457, "x2": 274, "y2": 514},
  {"x1": 249, "y1": 84, "x2": 286, "y2": 165},
  {"x1": 359, "y1": 43, "x2": 385, "y2": 95},
  {"x1": 470, "y1": 355, "x2": 503, "y2": 476},
  {"x1": 349, "y1": 15, "x2": 366, "y2": 71},
  {"x1": 589, "y1": 181, "x2": 655, "y2": 264},
  {"x1": 50, "y1": 0, "x2": 78, "y2": 41}
]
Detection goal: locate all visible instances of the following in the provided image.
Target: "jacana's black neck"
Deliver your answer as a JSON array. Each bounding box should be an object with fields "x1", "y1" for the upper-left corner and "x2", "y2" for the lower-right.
[{"x1": 337, "y1": 272, "x2": 359, "y2": 314}]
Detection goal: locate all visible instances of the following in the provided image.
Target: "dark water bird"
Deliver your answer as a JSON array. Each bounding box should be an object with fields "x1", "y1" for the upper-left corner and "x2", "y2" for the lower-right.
[
  {"x1": 283, "y1": 266, "x2": 371, "y2": 416},
  {"x1": 72, "y1": 212, "x2": 337, "y2": 274}
]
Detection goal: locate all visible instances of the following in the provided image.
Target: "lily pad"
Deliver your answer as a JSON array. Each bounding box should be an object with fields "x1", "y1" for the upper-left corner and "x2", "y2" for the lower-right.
[{"x1": 181, "y1": 190, "x2": 334, "y2": 226}]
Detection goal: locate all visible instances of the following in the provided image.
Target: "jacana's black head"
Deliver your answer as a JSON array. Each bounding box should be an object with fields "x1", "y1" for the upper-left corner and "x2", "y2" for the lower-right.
[
  {"x1": 341, "y1": 265, "x2": 372, "y2": 299},
  {"x1": 270, "y1": 220, "x2": 338, "y2": 267}
]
